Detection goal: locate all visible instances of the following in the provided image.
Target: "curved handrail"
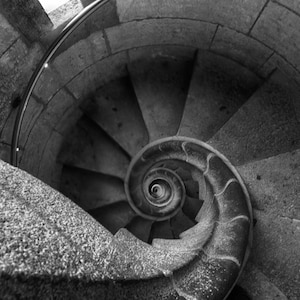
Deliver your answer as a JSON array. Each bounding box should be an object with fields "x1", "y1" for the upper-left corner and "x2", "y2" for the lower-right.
[{"x1": 10, "y1": 0, "x2": 109, "y2": 166}]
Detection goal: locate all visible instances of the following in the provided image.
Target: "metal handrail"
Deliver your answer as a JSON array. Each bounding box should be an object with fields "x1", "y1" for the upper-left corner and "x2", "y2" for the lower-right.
[{"x1": 11, "y1": 0, "x2": 109, "y2": 166}]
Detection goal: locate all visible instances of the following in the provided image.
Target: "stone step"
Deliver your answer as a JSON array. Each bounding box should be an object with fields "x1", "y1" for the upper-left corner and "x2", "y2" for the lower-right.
[
  {"x1": 208, "y1": 70, "x2": 300, "y2": 166},
  {"x1": 247, "y1": 209, "x2": 300, "y2": 299},
  {"x1": 60, "y1": 165, "x2": 126, "y2": 211},
  {"x1": 178, "y1": 50, "x2": 261, "y2": 141},
  {"x1": 81, "y1": 76, "x2": 149, "y2": 156},
  {"x1": 58, "y1": 115, "x2": 130, "y2": 180},
  {"x1": 237, "y1": 148, "x2": 300, "y2": 220},
  {"x1": 88, "y1": 201, "x2": 136, "y2": 235},
  {"x1": 108, "y1": 228, "x2": 197, "y2": 280},
  {"x1": 238, "y1": 262, "x2": 288, "y2": 300},
  {"x1": 128, "y1": 49, "x2": 194, "y2": 142}
]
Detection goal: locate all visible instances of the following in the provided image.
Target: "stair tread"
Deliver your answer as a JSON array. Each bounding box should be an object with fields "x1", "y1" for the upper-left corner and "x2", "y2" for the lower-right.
[
  {"x1": 108, "y1": 228, "x2": 197, "y2": 279},
  {"x1": 58, "y1": 116, "x2": 130, "y2": 180},
  {"x1": 237, "y1": 148, "x2": 300, "y2": 220},
  {"x1": 128, "y1": 54, "x2": 193, "y2": 142},
  {"x1": 60, "y1": 166, "x2": 126, "y2": 211},
  {"x1": 89, "y1": 201, "x2": 136, "y2": 234},
  {"x1": 125, "y1": 216, "x2": 153, "y2": 243},
  {"x1": 249, "y1": 209, "x2": 300, "y2": 299},
  {"x1": 238, "y1": 262, "x2": 288, "y2": 300},
  {"x1": 82, "y1": 77, "x2": 149, "y2": 156},
  {"x1": 178, "y1": 51, "x2": 261, "y2": 141},
  {"x1": 208, "y1": 70, "x2": 300, "y2": 165}
]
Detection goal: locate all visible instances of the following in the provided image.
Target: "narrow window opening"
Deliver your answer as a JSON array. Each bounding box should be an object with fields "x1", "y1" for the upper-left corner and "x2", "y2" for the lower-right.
[{"x1": 38, "y1": 0, "x2": 84, "y2": 28}]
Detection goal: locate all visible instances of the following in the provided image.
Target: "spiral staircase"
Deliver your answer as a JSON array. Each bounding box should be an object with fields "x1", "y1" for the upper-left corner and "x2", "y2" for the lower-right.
[{"x1": 1, "y1": 0, "x2": 300, "y2": 299}]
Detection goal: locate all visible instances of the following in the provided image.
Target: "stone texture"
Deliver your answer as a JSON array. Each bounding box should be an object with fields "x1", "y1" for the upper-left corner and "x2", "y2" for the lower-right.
[
  {"x1": 116, "y1": 0, "x2": 267, "y2": 33},
  {"x1": 19, "y1": 119, "x2": 53, "y2": 177},
  {"x1": 67, "y1": 52, "x2": 128, "y2": 100},
  {"x1": 53, "y1": 32, "x2": 108, "y2": 85},
  {"x1": 211, "y1": 26, "x2": 273, "y2": 71},
  {"x1": 0, "y1": 0, "x2": 52, "y2": 42},
  {"x1": 106, "y1": 19, "x2": 217, "y2": 53},
  {"x1": 108, "y1": 277, "x2": 181, "y2": 300},
  {"x1": 238, "y1": 149, "x2": 300, "y2": 219},
  {"x1": 276, "y1": 0, "x2": 300, "y2": 15},
  {"x1": 128, "y1": 50, "x2": 193, "y2": 142},
  {"x1": 258, "y1": 53, "x2": 300, "y2": 85},
  {"x1": 0, "y1": 13, "x2": 19, "y2": 56},
  {"x1": 0, "y1": 160, "x2": 114, "y2": 270},
  {"x1": 249, "y1": 209, "x2": 300, "y2": 299},
  {"x1": 251, "y1": 1, "x2": 300, "y2": 71},
  {"x1": 39, "y1": 89, "x2": 76, "y2": 127},
  {"x1": 108, "y1": 229, "x2": 197, "y2": 279},
  {"x1": 173, "y1": 254, "x2": 239, "y2": 300},
  {"x1": 0, "y1": 41, "x2": 42, "y2": 134},
  {"x1": 178, "y1": 50, "x2": 261, "y2": 141},
  {"x1": 239, "y1": 262, "x2": 288, "y2": 300},
  {"x1": 58, "y1": 116, "x2": 130, "y2": 180},
  {"x1": 208, "y1": 71, "x2": 300, "y2": 166},
  {"x1": 18, "y1": 96, "x2": 44, "y2": 147},
  {"x1": 0, "y1": 191, "x2": 102, "y2": 280},
  {"x1": 82, "y1": 77, "x2": 149, "y2": 156},
  {"x1": 33, "y1": 66, "x2": 64, "y2": 103},
  {"x1": 1, "y1": 275, "x2": 108, "y2": 300},
  {"x1": 54, "y1": 105, "x2": 83, "y2": 136},
  {"x1": 214, "y1": 181, "x2": 250, "y2": 222},
  {"x1": 52, "y1": 0, "x2": 119, "y2": 57},
  {"x1": 37, "y1": 130, "x2": 64, "y2": 187},
  {"x1": 0, "y1": 142, "x2": 11, "y2": 163}
]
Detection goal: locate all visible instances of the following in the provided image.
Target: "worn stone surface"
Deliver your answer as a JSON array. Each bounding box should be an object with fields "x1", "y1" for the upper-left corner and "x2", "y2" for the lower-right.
[
  {"x1": 37, "y1": 130, "x2": 63, "y2": 187},
  {"x1": 116, "y1": 0, "x2": 267, "y2": 33},
  {"x1": 0, "y1": 41, "x2": 42, "y2": 134},
  {"x1": 18, "y1": 96, "x2": 44, "y2": 147},
  {"x1": 106, "y1": 19, "x2": 217, "y2": 53},
  {"x1": 53, "y1": 32, "x2": 108, "y2": 85},
  {"x1": 275, "y1": 0, "x2": 300, "y2": 16},
  {"x1": 239, "y1": 262, "x2": 288, "y2": 300},
  {"x1": 251, "y1": 1, "x2": 300, "y2": 71},
  {"x1": 173, "y1": 254, "x2": 239, "y2": 300},
  {"x1": 0, "y1": 160, "x2": 114, "y2": 269},
  {"x1": 208, "y1": 71, "x2": 300, "y2": 165},
  {"x1": 178, "y1": 50, "x2": 261, "y2": 141},
  {"x1": 19, "y1": 119, "x2": 53, "y2": 177},
  {"x1": 0, "y1": 190, "x2": 102, "y2": 280},
  {"x1": 238, "y1": 149, "x2": 300, "y2": 220},
  {"x1": 0, "y1": 13, "x2": 19, "y2": 56},
  {"x1": 0, "y1": 0, "x2": 52, "y2": 42},
  {"x1": 39, "y1": 89, "x2": 76, "y2": 127},
  {"x1": 108, "y1": 277, "x2": 181, "y2": 300},
  {"x1": 54, "y1": 105, "x2": 83, "y2": 136},
  {"x1": 82, "y1": 77, "x2": 149, "y2": 156},
  {"x1": 258, "y1": 52, "x2": 300, "y2": 85},
  {"x1": 108, "y1": 229, "x2": 197, "y2": 279},
  {"x1": 128, "y1": 51, "x2": 193, "y2": 142},
  {"x1": 1, "y1": 275, "x2": 108, "y2": 300},
  {"x1": 250, "y1": 209, "x2": 300, "y2": 299},
  {"x1": 33, "y1": 66, "x2": 64, "y2": 103},
  {"x1": 0, "y1": 142, "x2": 10, "y2": 163},
  {"x1": 67, "y1": 52, "x2": 128, "y2": 100},
  {"x1": 211, "y1": 26, "x2": 273, "y2": 71}
]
